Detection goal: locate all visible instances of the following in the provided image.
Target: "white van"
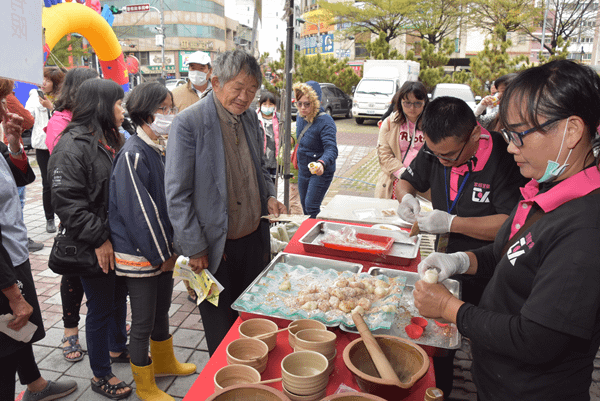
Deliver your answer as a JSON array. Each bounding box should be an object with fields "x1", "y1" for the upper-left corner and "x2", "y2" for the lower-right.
[{"x1": 352, "y1": 60, "x2": 420, "y2": 124}]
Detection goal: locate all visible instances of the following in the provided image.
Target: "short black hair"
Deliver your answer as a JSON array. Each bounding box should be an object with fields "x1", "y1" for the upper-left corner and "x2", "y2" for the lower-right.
[
  {"x1": 125, "y1": 81, "x2": 172, "y2": 128},
  {"x1": 258, "y1": 91, "x2": 276, "y2": 107},
  {"x1": 421, "y1": 96, "x2": 476, "y2": 144}
]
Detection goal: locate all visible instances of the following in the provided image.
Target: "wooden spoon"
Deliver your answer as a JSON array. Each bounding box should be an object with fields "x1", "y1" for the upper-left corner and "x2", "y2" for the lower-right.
[
  {"x1": 256, "y1": 377, "x2": 282, "y2": 385},
  {"x1": 252, "y1": 326, "x2": 293, "y2": 340},
  {"x1": 351, "y1": 312, "x2": 403, "y2": 387}
]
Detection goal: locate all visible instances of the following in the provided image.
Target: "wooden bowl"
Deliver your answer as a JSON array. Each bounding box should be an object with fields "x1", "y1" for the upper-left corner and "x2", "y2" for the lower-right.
[
  {"x1": 288, "y1": 319, "x2": 327, "y2": 349},
  {"x1": 281, "y1": 350, "x2": 329, "y2": 396},
  {"x1": 293, "y1": 328, "x2": 337, "y2": 359},
  {"x1": 342, "y1": 335, "x2": 429, "y2": 400},
  {"x1": 206, "y1": 383, "x2": 291, "y2": 401},
  {"x1": 226, "y1": 338, "x2": 269, "y2": 373},
  {"x1": 320, "y1": 393, "x2": 388, "y2": 401},
  {"x1": 239, "y1": 318, "x2": 278, "y2": 352},
  {"x1": 214, "y1": 364, "x2": 261, "y2": 391},
  {"x1": 282, "y1": 384, "x2": 326, "y2": 401}
]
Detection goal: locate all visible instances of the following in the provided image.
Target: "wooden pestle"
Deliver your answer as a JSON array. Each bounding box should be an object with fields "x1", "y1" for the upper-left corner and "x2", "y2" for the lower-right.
[{"x1": 351, "y1": 312, "x2": 403, "y2": 386}]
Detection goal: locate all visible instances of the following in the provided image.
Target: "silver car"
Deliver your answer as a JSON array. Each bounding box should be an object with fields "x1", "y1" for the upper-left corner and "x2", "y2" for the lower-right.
[{"x1": 430, "y1": 83, "x2": 481, "y2": 112}]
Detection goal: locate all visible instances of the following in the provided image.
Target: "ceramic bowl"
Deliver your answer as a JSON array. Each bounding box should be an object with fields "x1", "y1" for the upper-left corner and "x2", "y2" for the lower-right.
[
  {"x1": 342, "y1": 335, "x2": 429, "y2": 400},
  {"x1": 214, "y1": 364, "x2": 261, "y2": 391},
  {"x1": 281, "y1": 350, "x2": 329, "y2": 396},
  {"x1": 293, "y1": 328, "x2": 336, "y2": 359},
  {"x1": 206, "y1": 383, "x2": 291, "y2": 401},
  {"x1": 320, "y1": 393, "x2": 388, "y2": 401},
  {"x1": 226, "y1": 338, "x2": 269, "y2": 373},
  {"x1": 282, "y1": 384, "x2": 326, "y2": 401},
  {"x1": 288, "y1": 319, "x2": 327, "y2": 349},
  {"x1": 326, "y1": 349, "x2": 337, "y2": 376},
  {"x1": 239, "y1": 318, "x2": 279, "y2": 352}
]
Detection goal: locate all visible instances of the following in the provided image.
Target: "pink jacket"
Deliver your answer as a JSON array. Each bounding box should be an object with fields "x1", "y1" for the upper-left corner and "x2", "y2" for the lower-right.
[
  {"x1": 257, "y1": 111, "x2": 280, "y2": 155},
  {"x1": 45, "y1": 110, "x2": 73, "y2": 154}
]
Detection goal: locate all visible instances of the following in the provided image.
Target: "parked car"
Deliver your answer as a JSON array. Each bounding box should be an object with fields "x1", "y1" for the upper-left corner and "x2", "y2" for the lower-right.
[
  {"x1": 430, "y1": 83, "x2": 481, "y2": 112},
  {"x1": 166, "y1": 78, "x2": 187, "y2": 91},
  {"x1": 291, "y1": 83, "x2": 352, "y2": 120}
]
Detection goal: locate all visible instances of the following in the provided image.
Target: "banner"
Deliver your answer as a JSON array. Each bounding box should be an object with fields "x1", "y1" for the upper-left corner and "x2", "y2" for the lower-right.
[
  {"x1": 1, "y1": 0, "x2": 43, "y2": 84},
  {"x1": 301, "y1": 34, "x2": 334, "y2": 55}
]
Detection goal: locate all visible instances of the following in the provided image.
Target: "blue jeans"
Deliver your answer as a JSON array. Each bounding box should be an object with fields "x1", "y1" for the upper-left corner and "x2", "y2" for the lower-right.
[
  {"x1": 298, "y1": 169, "x2": 334, "y2": 218},
  {"x1": 80, "y1": 270, "x2": 128, "y2": 378}
]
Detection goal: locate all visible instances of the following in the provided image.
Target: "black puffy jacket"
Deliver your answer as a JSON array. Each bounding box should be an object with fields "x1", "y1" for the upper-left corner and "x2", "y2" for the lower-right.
[{"x1": 48, "y1": 125, "x2": 114, "y2": 248}]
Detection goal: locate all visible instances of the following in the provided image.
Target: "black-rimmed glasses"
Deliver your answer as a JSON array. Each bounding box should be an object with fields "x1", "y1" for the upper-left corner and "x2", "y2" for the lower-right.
[
  {"x1": 501, "y1": 118, "x2": 561, "y2": 147},
  {"x1": 423, "y1": 139, "x2": 469, "y2": 162}
]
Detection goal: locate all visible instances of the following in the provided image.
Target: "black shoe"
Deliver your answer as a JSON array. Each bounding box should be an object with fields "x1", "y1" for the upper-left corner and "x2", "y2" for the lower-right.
[
  {"x1": 46, "y1": 219, "x2": 56, "y2": 233},
  {"x1": 28, "y1": 238, "x2": 44, "y2": 252}
]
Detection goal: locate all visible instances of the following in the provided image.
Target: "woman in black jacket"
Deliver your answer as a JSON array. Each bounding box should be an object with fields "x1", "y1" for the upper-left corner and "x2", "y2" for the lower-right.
[{"x1": 48, "y1": 79, "x2": 132, "y2": 400}]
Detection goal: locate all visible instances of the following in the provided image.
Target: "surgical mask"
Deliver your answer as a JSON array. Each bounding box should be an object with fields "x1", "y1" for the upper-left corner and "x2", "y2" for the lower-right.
[
  {"x1": 261, "y1": 105, "x2": 275, "y2": 116},
  {"x1": 188, "y1": 70, "x2": 207, "y2": 87},
  {"x1": 537, "y1": 117, "x2": 573, "y2": 183},
  {"x1": 149, "y1": 114, "x2": 175, "y2": 137}
]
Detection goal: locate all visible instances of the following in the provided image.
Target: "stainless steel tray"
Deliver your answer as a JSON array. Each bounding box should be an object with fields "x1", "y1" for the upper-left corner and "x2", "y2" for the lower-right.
[
  {"x1": 339, "y1": 267, "x2": 462, "y2": 351},
  {"x1": 231, "y1": 252, "x2": 363, "y2": 327},
  {"x1": 299, "y1": 221, "x2": 421, "y2": 265}
]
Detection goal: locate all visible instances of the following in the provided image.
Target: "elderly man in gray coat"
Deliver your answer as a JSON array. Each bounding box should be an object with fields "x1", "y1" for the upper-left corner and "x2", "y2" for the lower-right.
[{"x1": 165, "y1": 50, "x2": 287, "y2": 355}]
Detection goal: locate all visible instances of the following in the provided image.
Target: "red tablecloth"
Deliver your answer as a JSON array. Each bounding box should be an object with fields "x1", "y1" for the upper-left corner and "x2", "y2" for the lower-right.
[{"x1": 184, "y1": 219, "x2": 434, "y2": 400}]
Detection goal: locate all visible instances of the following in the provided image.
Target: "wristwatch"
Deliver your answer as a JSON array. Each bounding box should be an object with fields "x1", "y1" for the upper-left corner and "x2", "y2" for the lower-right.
[{"x1": 9, "y1": 143, "x2": 23, "y2": 157}]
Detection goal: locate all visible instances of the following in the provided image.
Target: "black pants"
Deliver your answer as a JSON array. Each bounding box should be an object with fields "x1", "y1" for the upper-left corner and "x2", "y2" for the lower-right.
[
  {"x1": 125, "y1": 271, "x2": 173, "y2": 366},
  {"x1": 61, "y1": 275, "x2": 84, "y2": 329},
  {"x1": 0, "y1": 344, "x2": 41, "y2": 400},
  {"x1": 35, "y1": 149, "x2": 54, "y2": 221},
  {"x1": 198, "y1": 228, "x2": 266, "y2": 355}
]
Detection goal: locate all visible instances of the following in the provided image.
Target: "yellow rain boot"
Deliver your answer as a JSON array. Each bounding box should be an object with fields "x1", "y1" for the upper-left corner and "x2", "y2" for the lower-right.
[
  {"x1": 150, "y1": 335, "x2": 197, "y2": 377},
  {"x1": 131, "y1": 361, "x2": 174, "y2": 401}
]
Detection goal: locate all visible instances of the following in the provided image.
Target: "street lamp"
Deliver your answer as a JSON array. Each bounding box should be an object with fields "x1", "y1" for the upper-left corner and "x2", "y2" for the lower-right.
[{"x1": 297, "y1": 17, "x2": 320, "y2": 54}]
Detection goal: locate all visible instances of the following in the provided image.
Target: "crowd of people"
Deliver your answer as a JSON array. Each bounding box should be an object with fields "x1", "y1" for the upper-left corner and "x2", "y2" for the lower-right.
[{"x1": 2, "y1": 50, "x2": 600, "y2": 401}]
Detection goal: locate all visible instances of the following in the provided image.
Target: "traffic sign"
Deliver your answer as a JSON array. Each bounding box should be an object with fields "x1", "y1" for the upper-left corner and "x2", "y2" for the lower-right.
[{"x1": 125, "y1": 4, "x2": 150, "y2": 12}]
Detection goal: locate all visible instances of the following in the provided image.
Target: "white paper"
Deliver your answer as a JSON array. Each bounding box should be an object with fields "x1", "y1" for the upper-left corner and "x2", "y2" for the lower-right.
[
  {"x1": 0, "y1": 314, "x2": 37, "y2": 343},
  {"x1": 0, "y1": 0, "x2": 43, "y2": 85}
]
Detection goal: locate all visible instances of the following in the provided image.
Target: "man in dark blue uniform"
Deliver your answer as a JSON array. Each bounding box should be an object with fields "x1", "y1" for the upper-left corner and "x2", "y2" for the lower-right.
[{"x1": 396, "y1": 96, "x2": 527, "y2": 396}]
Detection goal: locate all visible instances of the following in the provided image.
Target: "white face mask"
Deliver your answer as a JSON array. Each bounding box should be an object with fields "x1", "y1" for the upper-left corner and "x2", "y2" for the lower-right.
[
  {"x1": 149, "y1": 114, "x2": 175, "y2": 137},
  {"x1": 188, "y1": 70, "x2": 207, "y2": 87},
  {"x1": 261, "y1": 105, "x2": 275, "y2": 116}
]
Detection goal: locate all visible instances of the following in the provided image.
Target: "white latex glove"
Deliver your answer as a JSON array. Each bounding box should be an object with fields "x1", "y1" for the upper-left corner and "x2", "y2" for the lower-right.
[
  {"x1": 417, "y1": 210, "x2": 455, "y2": 234},
  {"x1": 418, "y1": 252, "x2": 470, "y2": 282},
  {"x1": 397, "y1": 193, "x2": 420, "y2": 223}
]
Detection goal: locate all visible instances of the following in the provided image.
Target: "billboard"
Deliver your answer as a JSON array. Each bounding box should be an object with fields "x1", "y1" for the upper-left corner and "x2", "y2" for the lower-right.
[{"x1": 301, "y1": 34, "x2": 334, "y2": 56}]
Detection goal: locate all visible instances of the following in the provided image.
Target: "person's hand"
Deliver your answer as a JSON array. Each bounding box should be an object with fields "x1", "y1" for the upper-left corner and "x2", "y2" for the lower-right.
[
  {"x1": 160, "y1": 254, "x2": 178, "y2": 272},
  {"x1": 268, "y1": 197, "x2": 287, "y2": 217},
  {"x1": 413, "y1": 280, "x2": 455, "y2": 319},
  {"x1": 308, "y1": 162, "x2": 324, "y2": 176},
  {"x1": 418, "y1": 252, "x2": 470, "y2": 282},
  {"x1": 2, "y1": 112, "x2": 25, "y2": 154},
  {"x1": 188, "y1": 255, "x2": 209, "y2": 274},
  {"x1": 397, "y1": 193, "x2": 420, "y2": 223},
  {"x1": 40, "y1": 96, "x2": 53, "y2": 110},
  {"x1": 417, "y1": 210, "x2": 455, "y2": 234},
  {"x1": 95, "y1": 239, "x2": 115, "y2": 274},
  {"x1": 2, "y1": 283, "x2": 34, "y2": 331}
]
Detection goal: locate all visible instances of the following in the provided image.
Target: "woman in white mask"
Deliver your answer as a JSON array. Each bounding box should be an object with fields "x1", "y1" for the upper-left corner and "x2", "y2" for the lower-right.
[
  {"x1": 109, "y1": 82, "x2": 195, "y2": 400},
  {"x1": 413, "y1": 60, "x2": 600, "y2": 401},
  {"x1": 257, "y1": 92, "x2": 281, "y2": 183}
]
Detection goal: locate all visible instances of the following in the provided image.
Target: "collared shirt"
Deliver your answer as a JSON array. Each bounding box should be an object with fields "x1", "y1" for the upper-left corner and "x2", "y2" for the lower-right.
[
  {"x1": 213, "y1": 94, "x2": 261, "y2": 239},
  {"x1": 135, "y1": 125, "x2": 166, "y2": 156},
  {"x1": 402, "y1": 129, "x2": 527, "y2": 252},
  {"x1": 0, "y1": 155, "x2": 28, "y2": 268}
]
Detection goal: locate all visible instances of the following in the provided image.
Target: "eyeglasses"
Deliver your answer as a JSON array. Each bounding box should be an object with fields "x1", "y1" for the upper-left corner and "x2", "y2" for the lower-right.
[
  {"x1": 157, "y1": 106, "x2": 179, "y2": 115},
  {"x1": 501, "y1": 118, "x2": 561, "y2": 147},
  {"x1": 296, "y1": 101, "x2": 311, "y2": 109},
  {"x1": 401, "y1": 101, "x2": 424, "y2": 109},
  {"x1": 423, "y1": 138, "x2": 469, "y2": 162}
]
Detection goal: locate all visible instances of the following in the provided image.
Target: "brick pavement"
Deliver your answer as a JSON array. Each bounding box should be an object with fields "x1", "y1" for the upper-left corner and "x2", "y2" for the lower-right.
[{"x1": 15, "y1": 116, "x2": 600, "y2": 400}]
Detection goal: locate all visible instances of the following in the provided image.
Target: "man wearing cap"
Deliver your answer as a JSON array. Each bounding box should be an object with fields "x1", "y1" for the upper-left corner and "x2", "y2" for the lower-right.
[{"x1": 172, "y1": 51, "x2": 212, "y2": 112}]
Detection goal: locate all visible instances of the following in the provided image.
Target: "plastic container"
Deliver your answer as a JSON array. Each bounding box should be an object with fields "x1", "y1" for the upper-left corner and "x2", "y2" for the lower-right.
[{"x1": 321, "y1": 233, "x2": 394, "y2": 255}]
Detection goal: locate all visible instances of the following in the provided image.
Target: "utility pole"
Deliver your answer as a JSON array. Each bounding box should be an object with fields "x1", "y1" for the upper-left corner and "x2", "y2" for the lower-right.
[
  {"x1": 283, "y1": 0, "x2": 295, "y2": 210},
  {"x1": 159, "y1": 0, "x2": 165, "y2": 78}
]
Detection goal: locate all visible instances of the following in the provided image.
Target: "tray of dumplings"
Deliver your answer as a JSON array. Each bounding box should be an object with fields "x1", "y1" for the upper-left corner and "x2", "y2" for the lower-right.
[
  {"x1": 231, "y1": 252, "x2": 408, "y2": 330},
  {"x1": 339, "y1": 267, "x2": 462, "y2": 351}
]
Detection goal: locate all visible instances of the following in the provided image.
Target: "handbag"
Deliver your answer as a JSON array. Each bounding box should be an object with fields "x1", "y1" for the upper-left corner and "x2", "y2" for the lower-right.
[{"x1": 48, "y1": 227, "x2": 101, "y2": 276}]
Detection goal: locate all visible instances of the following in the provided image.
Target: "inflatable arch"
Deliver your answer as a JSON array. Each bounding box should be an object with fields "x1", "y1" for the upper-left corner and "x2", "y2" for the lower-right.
[{"x1": 42, "y1": 1, "x2": 129, "y2": 91}]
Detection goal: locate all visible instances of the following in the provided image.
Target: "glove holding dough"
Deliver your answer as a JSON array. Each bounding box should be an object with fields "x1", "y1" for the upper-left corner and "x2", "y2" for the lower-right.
[
  {"x1": 398, "y1": 193, "x2": 421, "y2": 223},
  {"x1": 418, "y1": 252, "x2": 470, "y2": 282},
  {"x1": 417, "y1": 210, "x2": 455, "y2": 234}
]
